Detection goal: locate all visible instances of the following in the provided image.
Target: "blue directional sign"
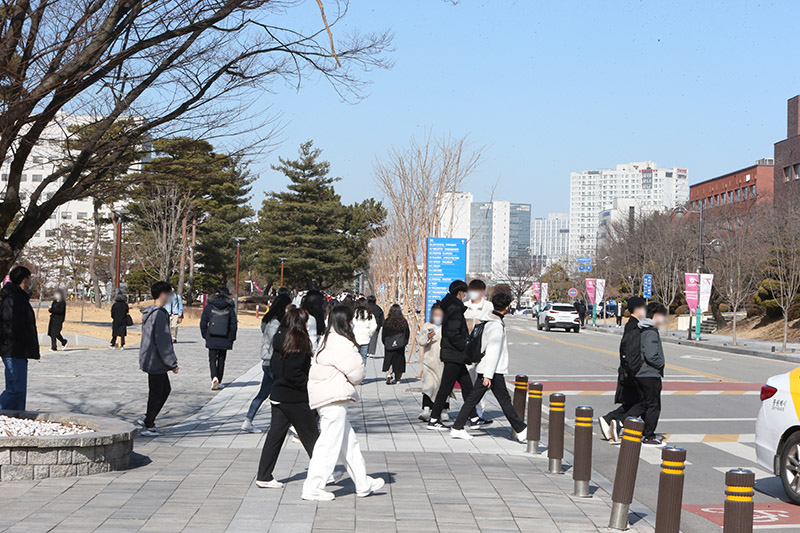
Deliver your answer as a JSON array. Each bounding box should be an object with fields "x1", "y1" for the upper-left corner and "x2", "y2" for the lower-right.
[
  {"x1": 578, "y1": 265, "x2": 593, "y2": 272},
  {"x1": 577, "y1": 257, "x2": 592, "y2": 264},
  {"x1": 425, "y1": 238, "x2": 467, "y2": 321},
  {"x1": 643, "y1": 274, "x2": 653, "y2": 299}
]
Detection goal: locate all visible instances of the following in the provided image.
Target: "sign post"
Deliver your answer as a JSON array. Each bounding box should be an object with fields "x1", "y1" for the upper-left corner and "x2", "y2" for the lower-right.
[
  {"x1": 684, "y1": 273, "x2": 699, "y2": 340},
  {"x1": 541, "y1": 283, "x2": 549, "y2": 305},
  {"x1": 698, "y1": 273, "x2": 714, "y2": 341},
  {"x1": 532, "y1": 282, "x2": 541, "y2": 312},
  {"x1": 585, "y1": 279, "x2": 596, "y2": 326},
  {"x1": 578, "y1": 257, "x2": 593, "y2": 273},
  {"x1": 643, "y1": 274, "x2": 652, "y2": 301},
  {"x1": 596, "y1": 279, "x2": 606, "y2": 328},
  {"x1": 425, "y1": 238, "x2": 467, "y2": 322}
]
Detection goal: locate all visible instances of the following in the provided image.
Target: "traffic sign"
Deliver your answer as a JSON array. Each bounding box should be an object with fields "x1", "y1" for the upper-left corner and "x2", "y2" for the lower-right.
[
  {"x1": 577, "y1": 257, "x2": 592, "y2": 264},
  {"x1": 425, "y1": 238, "x2": 466, "y2": 321},
  {"x1": 578, "y1": 265, "x2": 592, "y2": 272},
  {"x1": 568, "y1": 287, "x2": 578, "y2": 298},
  {"x1": 643, "y1": 274, "x2": 652, "y2": 299}
]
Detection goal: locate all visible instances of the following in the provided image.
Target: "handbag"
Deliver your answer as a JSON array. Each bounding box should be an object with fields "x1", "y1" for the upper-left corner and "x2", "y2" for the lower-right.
[{"x1": 125, "y1": 314, "x2": 134, "y2": 327}]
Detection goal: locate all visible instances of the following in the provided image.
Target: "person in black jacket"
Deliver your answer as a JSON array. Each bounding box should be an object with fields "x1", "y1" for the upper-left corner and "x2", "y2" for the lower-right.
[
  {"x1": 200, "y1": 287, "x2": 238, "y2": 391},
  {"x1": 427, "y1": 280, "x2": 479, "y2": 431},
  {"x1": 598, "y1": 296, "x2": 646, "y2": 442},
  {"x1": 48, "y1": 289, "x2": 67, "y2": 351},
  {"x1": 0, "y1": 266, "x2": 39, "y2": 411},
  {"x1": 366, "y1": 295, "x2": 384, "y2": 357},
  {"x1": 110, "y1": 293, "x2": 130, "y2": 349},
  {"x1": 381, "y1": 304, "x2": 409, "y2": 384},
  {"x1": 255, "y1": 308, "x2": 319, "y2": 488}
]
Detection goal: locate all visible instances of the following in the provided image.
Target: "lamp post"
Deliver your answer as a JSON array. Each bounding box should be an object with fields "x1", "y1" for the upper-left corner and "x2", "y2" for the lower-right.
[
  {"x1": 279, "y1": 257, "x2": 287, "y2": 288},
  {"x1": 233, "y1": 237, "x2": 245, "y2": 313},
  {"x1": 112, "y1": 210, "x2": 123, "y2": 295},
  {"x1": 673, "y1": 205, "x2": 723, "y2": 340}
]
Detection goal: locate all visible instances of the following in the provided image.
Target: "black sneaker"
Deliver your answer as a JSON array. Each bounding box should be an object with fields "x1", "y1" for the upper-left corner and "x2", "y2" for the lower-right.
[
  {"x1": 468, "y1": 417, "x2": 494, "y2": 430},
  {"x1": 427, "y1": 419, "x2": 450, "y2": 431},
  {"x1": 611, "y1": 420, "x2": 622, "y2": 443},
  {"x1": 642, "y1": 436, "x2": 665, "y2": 447}
]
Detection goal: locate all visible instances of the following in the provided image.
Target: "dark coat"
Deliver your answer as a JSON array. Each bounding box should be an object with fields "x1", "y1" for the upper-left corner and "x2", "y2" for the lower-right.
[
  {"x1": 0, "y1": 282, "x2": 40, "y2": 360},
  {"x1": 200, "y1": 295, "x2": 238, "y2": 350},
  {"x1": 368, "y1": 302, "x2": 385, "y2": 329},
  {"x1": 269, "y1": 329, "x2": 312, "y2": 404},
  {"x1": 439, "y1": 293, "x2": 470, "y2": 364},
  {"x1": 48, "y1": 300, "x2": 66, "y2": 337},
  {"x1": 614, "y1": 316, "x2": 641, "y2": 404},
  {"x1": 111, "y1": 301, "x2": 130, "y2": 337},
  {"x1": 139, "y1": 305, "x2": 177, "y2": 373}
]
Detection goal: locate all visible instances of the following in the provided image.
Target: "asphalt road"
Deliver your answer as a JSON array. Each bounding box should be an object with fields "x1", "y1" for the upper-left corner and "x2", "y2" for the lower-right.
[{"x1": 503, "y1": 315, "x2": 799, "y2": 532}]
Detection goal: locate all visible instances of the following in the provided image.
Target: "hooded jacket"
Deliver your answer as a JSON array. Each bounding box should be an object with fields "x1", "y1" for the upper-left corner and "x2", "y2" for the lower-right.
[
  {"x1": 307, "y1": 331, "x2": 365, "y2": 410},
  {"x1": 636, "y1": 318, "x2": 665, "y2": 378},
  {"x1": 439, "y1": 293, "x2": 470, "y2": 364},
  {"x1": 260, "y1": 317, "x2": 281, "y2": 365},
  {"x1": 200, "y1": 295, "x2": 238, "y2": 350},
  {"x1": 477, "y1": 310, "x2": 509, "y2": 376},
  {"x1": 0, "y1": 282, "x2": 40, "y2": 360},
  {"x1": 139, "y1": 305, "x2": 178, "y2": 374}
]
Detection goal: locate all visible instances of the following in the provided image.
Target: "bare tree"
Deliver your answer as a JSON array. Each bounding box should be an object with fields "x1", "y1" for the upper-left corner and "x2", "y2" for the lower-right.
[
  {"x1": 642, "y1": 212, "x2": 693, "y2": 323},
  {"x1": 493, "y1": 253, "x2": 537, "y2": 309},
  {"x1": 764, "y1": 189, "x2": 800, "y2": 352},
  {"x1": 0, "y1": 0, "x2": 392, "y2": 274},
  {"x1": 128, "y1": 184, "x2": 188, "y2": 280}
]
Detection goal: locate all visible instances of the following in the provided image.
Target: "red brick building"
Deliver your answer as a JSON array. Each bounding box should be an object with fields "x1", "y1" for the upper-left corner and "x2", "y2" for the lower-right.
[
  {"x1": 774, "y1": 95, "x2": 800, "y2": 192},
  {"x1": 689, "y1": 160, "x2": 774, "y2": 212}
]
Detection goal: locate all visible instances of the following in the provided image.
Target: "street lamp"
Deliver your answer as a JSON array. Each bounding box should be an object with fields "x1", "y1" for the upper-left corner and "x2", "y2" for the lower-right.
[
  {"x1": 111, "y1": 209, "x2": 124, "y2": 295},
  {"x1": 672, "y1": 205, "x2": 724, "y2": 340},
  {"x1": 233, "y1": 236, "x2": 245, "y2": 313},
  {"x1": 279, "y1": 257, "x2": 287, "y2": 288}
]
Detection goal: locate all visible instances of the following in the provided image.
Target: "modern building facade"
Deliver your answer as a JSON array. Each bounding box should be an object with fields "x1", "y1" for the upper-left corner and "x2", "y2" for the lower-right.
[
  {"x1": 689, "y1": 159, "x2": 773, "y2": 213},
  {"x1": 530, "y1": 212, "x2": 569, "y2": 267},
  {"x1": 569, "y1": 161, "x2": 689, "y2": 258},
  {"x1": 774, "y1": 95, "x2": 800, "y2": 195}
]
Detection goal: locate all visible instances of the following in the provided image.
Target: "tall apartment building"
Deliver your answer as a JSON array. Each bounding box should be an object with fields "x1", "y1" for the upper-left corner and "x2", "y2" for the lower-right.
[
  {"x1": 569, "y1": 161, "x2": 689, "y2": 258},
  {"x1": 438, "y1": 192, "x2": 531, "y2": 277},
  {"x1": 530, "y1": 212, "x2": 569, "y2": 267}
]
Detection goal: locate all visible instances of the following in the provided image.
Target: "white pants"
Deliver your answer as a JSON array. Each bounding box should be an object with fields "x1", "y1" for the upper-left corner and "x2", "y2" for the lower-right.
[
  {"x1": 303, "y1": 403, "x2": 370, "y2": 494},
  {"x1": 467, "y1": 364, "x2": 485, "y2": 418}
]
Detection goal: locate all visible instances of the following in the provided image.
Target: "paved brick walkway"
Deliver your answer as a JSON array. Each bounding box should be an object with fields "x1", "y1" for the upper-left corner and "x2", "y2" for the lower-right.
[{"x1": 0, "y1": 326, "x2": 657, "y2": 532}]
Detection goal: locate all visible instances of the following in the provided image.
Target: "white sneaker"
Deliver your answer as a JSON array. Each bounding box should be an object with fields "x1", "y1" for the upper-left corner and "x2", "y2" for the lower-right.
[
  {"x1": 140, "y1": 427, "x2": 161, "y2": 437},
  {"x1": 327, "y1": 468, "x2": 345, "y2": 485},
  {"x1": 356, "y1": 476, "x2": 385, "y2": 498},
  {"x1": 450, "y1": 428, "x2": 473, "y2": 440},
  {"x1": 302, "y1": 489, "x2": 335, "y2": 501},
  {"x1": 241, "y1": 419, "x2": 261, "y2": 433},
  {"x1": 418, "y1": 407, "x2": 431, "y2": 422},
  {"x1": 598, "y1": 417, "x2": 611, "y2": 440},
  {"x1": 211, "y1": 378, "x2": 219, "y2": 390},
  {"x1": 515, "y1": 429, "x2": 527, "y2": 443},
  {"x1": 255, "y1": 479, "x2": 284, "y2": 489}
]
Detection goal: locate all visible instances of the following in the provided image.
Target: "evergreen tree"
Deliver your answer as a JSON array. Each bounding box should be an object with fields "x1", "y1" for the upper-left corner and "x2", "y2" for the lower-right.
[{"x1": 256, "y1": 141, "x2": 385, "y2": 290}]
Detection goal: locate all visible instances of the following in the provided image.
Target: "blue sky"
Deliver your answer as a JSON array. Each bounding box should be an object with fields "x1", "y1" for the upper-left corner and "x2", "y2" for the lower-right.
[{"x1": 245, "y1": 0, "x2": 800, "y2": 218}]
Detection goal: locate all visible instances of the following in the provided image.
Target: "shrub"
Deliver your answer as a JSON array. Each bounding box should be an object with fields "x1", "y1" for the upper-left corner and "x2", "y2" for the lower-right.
[
  {"x1": 674, "y1": 305, "x2": 689, "y2": 315},
  {"x1": 719, "y1": 303, "x2": 730, "y2": 313}
]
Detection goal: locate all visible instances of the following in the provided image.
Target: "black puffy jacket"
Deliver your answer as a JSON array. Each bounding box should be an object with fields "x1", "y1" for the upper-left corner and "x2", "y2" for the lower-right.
[
  {"x1": 439, "y1": 293, "x2": 469, "y2": 364},
  {"x1": 0, "y1": 282, "x2": 40, "y2": 360}
]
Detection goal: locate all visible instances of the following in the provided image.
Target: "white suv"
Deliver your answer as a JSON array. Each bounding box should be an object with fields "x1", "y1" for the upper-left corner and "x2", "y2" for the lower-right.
[
  {"x1": 536, "y1": 302, "x2": 581, "y2": 333},
  {"x1": 755, "y1": 367, "x2": 800, "y2": 504}
]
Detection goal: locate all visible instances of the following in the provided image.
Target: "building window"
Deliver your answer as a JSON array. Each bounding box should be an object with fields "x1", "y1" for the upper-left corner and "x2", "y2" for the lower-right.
[
  {"x1": 77, "y1": 212, "x2": 88, "y2": 220},
  {"x1": 20, "y1": 174, "x2": 26, "y2": 182},
  {"x1": 49, "y1": 213, "x2": 56, "y2": 219},
  {"x1": 728, "y1": 191, "x2": 733, "y2": 203},
  {"x1": 32, "y1": 174, "x2": 42, "y2": 182},
  {"x1": 62, "y1": 212, "x2": 72, "y2": 220},
  {"x1": 743, "y1": 187, "x2": 749, "y2": 200},
  {"x1": 795, "y1": 164, "x2": 800, "y2": 179},
  {"x1": 45, "y1": 230, "x2": 56, "y2": 238},
  {"x1": 751, "y1": 184, "x2": 756, "y2": 197},
  {"x1": 721, "y1": 193, "x2": 726, "y2": 205},
  {"x1": 1, "y1": 174, "x2": 7, "y2": 182},
  {"x1": 736, "y1": 189, "x2": 741, "y2": 202},
  {"x1": 785, "y1": 167, "x2": 792, "y2": 182}
]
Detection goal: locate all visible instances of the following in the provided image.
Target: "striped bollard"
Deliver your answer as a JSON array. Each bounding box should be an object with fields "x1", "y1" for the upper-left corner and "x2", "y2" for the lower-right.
[
  {"x1": 609, "y1": 417, "x2": 645, "y2": 530},
  {"x1": 513, "y1": 374, "x2": 528, "y2": 421},
  {"x1": 573, "y1": 406, "x2": 593, "y2": 497},
  {"x1": 526, "y1": 382, "x2": 543, "y2": 454},
  {"x1": 655, "y1": 447, "x2": 686, "y2": 533},
  {"x1": 723, "y1": 468, "x2": 754, "y2": 533},
  {"x1": 547, "y1": 393, "x2": 565, "y2": 474}
]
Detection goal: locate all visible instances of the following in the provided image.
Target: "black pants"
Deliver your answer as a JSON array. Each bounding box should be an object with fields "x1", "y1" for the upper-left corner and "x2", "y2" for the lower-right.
[
  {"x1": 382, "y1": 349, "x2": 406, "y2": 381},
  {"x1": 257, "y1": 402, "x2": 319, "y2": 481},
  {"x1": 50, "y1": 334, "x2": 66, "y2": 350},
  {"x1": 144, "y1": 373, "x2": 171, "y2": 428},
  {"x1": 111, "y1": 335, "x2": 126, "y2": 347},
  {"x1": 209, "y1": 349, "x2": 227, "y2": 381},
  {"x1": 604, "y1": 378, "x2": 643, "y2": 425},
  {"x1": 431, "y1": 362, "x2": 476, "y2": 421},
  {"x1": 635, "y1": 377, "x2": 662, "y2": 438},
  {"x1": 453, "y1": 373, "x2": 526, "y2": 433},
  {"x1": 616, "y1": 315, "x2": 623, "y2": 326},
  {"x1": 422, "y1": 393, "x2": 449, "y2": 410}
]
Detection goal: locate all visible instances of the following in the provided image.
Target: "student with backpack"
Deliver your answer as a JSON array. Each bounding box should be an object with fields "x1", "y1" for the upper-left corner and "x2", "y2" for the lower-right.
[
  {"x1": 449, "y1": 292, "x2": 526, "y2": 441},
  {"x1": 636, "y1": 302, "x2": 667, "y2": 447},
  {"x1": 381, "y1": 304, "x2": 409, "y2": 384},
  {"x1": 200, "y1": 287, "x2": 238, "y2": 391}
]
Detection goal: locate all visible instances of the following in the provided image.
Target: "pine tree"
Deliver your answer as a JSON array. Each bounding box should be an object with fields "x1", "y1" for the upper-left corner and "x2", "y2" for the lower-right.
[{"x1": 256, "y1": 141, "x2": 385, "y2": 290}]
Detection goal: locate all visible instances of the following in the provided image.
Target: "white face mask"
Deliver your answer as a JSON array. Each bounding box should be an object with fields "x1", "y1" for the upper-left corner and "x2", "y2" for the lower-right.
[
  {"x1": 432, "y1": 316, "x2": 443, "y2": 326},
  {"x1": 468, "y1": 290, "x2": 482, "y2": 302}
]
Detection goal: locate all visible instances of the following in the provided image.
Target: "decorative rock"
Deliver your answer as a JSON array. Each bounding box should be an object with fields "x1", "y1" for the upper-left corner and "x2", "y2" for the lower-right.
[{"x1": 0, "y1": 415, "x2": 90, "y2": 437}]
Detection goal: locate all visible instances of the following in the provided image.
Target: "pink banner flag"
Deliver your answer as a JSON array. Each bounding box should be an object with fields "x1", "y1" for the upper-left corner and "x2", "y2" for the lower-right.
[
  {"x1": 585, "y1": 279, "x2": 596, "y2": 304},
  {"x1": 685, "y1": 273, "x2": 700, "y2": 314},
  {"x1": 531, "y1": 282, "x2": 541, "y2": 302},
  {"x1": 252, "y1": 280, "x2": 265, "y2": 294}
]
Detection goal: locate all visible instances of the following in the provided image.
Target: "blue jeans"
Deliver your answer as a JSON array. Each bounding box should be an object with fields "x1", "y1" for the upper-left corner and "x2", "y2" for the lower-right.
[
  {"x1": 359, "y1": 344, "x2": 369, "y2": 365},
  {"x1": 0, "y1": 357, "x2": 28, "y2": 411},
  {"x1": 246, "y1": 366, "x2": 274, "y2": 421}
]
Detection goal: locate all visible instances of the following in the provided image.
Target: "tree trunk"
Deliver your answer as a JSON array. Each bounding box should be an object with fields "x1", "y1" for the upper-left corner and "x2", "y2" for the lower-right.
[
  {"x1": 89, "y1": 200, "x2": 102, "y2": 308},
  {"x1": 731, "y1": 302, "x2": 738, "y2": 346},
  {"x1": 783, "y1": 312, "x2": 789, "y2": 353},
  {"x1": 177, "y1": 211, "x2": 187, "y2": 300},
  {"x1": 187, "y1": 215, "x2": 196, "y2": 304},
  {"x1": 710, "y1": 287, "x2": 727, "y2": 328}
]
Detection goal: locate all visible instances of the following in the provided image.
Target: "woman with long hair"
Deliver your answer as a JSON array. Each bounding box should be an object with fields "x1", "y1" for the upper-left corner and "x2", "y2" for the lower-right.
[
  {"x1": 242, "y1": 292, "x2": 293, "y2": 433},
  {"x1": 352, "y1": 302, "x2": 377, "y2": 365},
  {"x1": 48, "y1": 289, "x2": 67, "y2": 351},
  {"x1": 255, "y1": 308, "x2": 319, "y2": 488},
  {"x1": 381, "y1": 304, "x2": 410, "y2": 384},
  {"x1": 301, "y1": 289, "x2": 327, "y2": 348},
  {"x1": 110, "y1": 292, "x2": 130, "y2": 350},
  {"x1": 302, "y1": 305, "x2": 384, "y2": 501}
]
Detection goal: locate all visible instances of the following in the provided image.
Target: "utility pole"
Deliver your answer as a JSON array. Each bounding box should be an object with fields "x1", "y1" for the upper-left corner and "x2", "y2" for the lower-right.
[
  {"x1": 279, "y1": 257, "x2": 287, "y2": 287},
  {"x1": 233, "y1": 237, "x2": 245, "y2": 314}
]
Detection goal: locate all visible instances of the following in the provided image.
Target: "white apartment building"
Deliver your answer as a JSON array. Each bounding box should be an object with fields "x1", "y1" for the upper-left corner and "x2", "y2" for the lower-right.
[
  {"x1": 596, "y1": 198, "x2": 661, "y2": 250},
  {"x1": 569, "y1": 161, "x2": 689, "y2": 258},
  {"x1": 531, "y1": 212, "x2": 569, "y2": 267}
]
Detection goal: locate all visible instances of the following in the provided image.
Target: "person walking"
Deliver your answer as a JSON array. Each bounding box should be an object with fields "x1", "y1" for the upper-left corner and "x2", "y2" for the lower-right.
[
  {"x1": 47, "y1": 289, "x2": 67, "y2": 351},
  {"x1": 110, "y1": 293, "x2": 130, "y2": 350},
  {"x1": 165, "y1": 289, "x2": 183, "y2": 342},
  {"x1": 352, "y1": 301, "x2": 377, "y2": 364},
  {"x1": 598, "y1": 297, "x2": 646, "y2": 442},
  {"x1": 636, "y1": 302, "x2": 667, "y2": 446},
  {"x1": 450, "y1": 292, "x2": 527, "y2": 442},
  {"x1": 0, "y1": 266, "x2": 39, "y2": 411},
  {"x1": 255, "y1": 308, "x2": 319, "y2": 488},
  {"x1": 138, "y1": 281, "x2": 179, "y2": 437},
  {"x1": 242, "y1": 293, "x2": 293, "y2": 433},
  {"x1": 200, "y1": 287, "x2": 238, "y2": 391},
  {"x1": 381, "y1": 304, "x2": 409, "y2": 384},
  {"x1": 417, "y1": 302, "x2": 450, "y2": 422},
  {"x1": 578, "y1": 300, "x2": 587, "y2": 327},
  {"x1": 301, "y1": 289, "x2": 327, "y2": 349},
  {"x1": 366, "y1": 295, "x2": 384, "y2": 358},
  {"x1": 427, "y1": 280, "x2": 481, "y2": 431},
  {"x1": 615, "y1": 299, "x2": 624, "y2": 327},
  {"x1": 302, "y1": 305, "x2": 384, "y2": 501},
  {"x1": 464, "y1": 279, "x2": 493, "y2": 423}
]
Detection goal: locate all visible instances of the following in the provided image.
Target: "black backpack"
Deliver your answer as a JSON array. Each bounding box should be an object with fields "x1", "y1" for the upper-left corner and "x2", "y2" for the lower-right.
[
  {"x1": 384, "y1": 331, "x2": 408, "y2": 350},
  {"x1": 208, "y1": 306, "x2": 230, "y2": 337},
  {"x1": 466, "y1": 321, "x2": 487, "y2": 364}
]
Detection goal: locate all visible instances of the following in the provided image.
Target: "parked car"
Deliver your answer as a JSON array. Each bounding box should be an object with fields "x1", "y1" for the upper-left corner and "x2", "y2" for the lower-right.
[
  {"x1": 537, "y1": 302, "x2": 581, "y2": 332},
  {"x1": 755, "y1": 367, "x2": 800, "y2": 504}
]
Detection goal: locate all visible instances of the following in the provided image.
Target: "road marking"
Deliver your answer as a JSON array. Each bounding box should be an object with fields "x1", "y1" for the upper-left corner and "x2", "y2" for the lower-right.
[
  {"x1": 659, "y1": 417, "x2": 757, "y2": 422},
  {"x1": 705, "y1": 441, "x2": 759, "y2": 463},
  {"x1": 680, "y1": 354, "x2": 722, "y2": 362}
]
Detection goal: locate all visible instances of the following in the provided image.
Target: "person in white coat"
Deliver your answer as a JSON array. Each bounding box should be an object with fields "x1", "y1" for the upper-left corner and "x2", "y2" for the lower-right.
[
  {"x1": 450, "y1": 292, "x2": 527, "y2": 441},
  {"x1": 301, "y1": 305, "x2": 385, "y2": 501},
  {"x1": 463, "y1": 279, "x2": 494, "y2": 423},
  {"x1": 352, "y1": 302, "x2": 377, "y2": 364},
  {"x1": 416, "y1": 302, "x2": 449, "y2": 422}
]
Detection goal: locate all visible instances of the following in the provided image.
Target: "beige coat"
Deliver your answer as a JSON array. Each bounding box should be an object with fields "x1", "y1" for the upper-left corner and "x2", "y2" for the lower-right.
[
  {"x1": 417, "y1": 322, "x2": 444, "y2": 399},
  {"x1": 308, "y1": 331, "x2": 365, "y2": 410}
]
